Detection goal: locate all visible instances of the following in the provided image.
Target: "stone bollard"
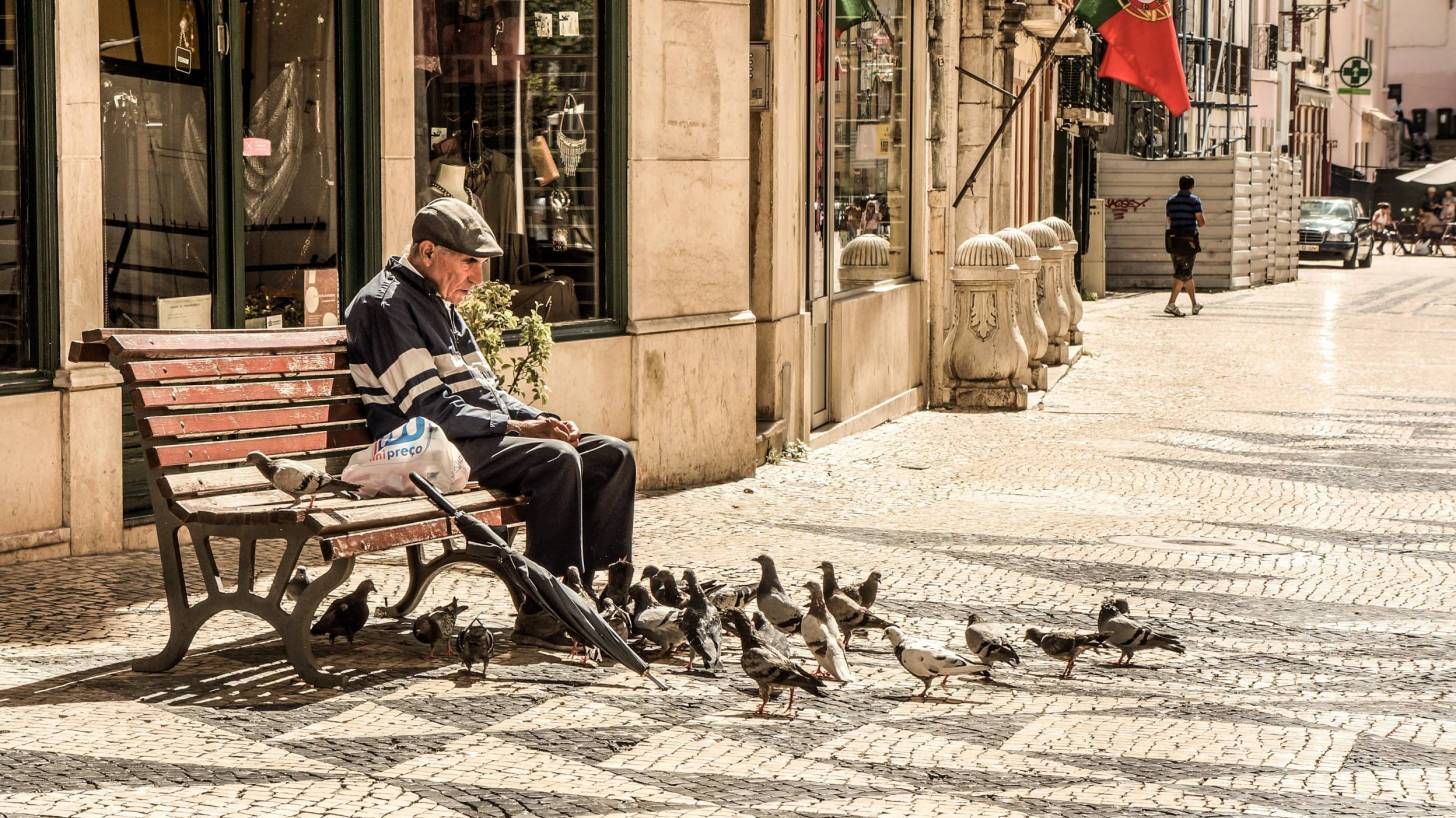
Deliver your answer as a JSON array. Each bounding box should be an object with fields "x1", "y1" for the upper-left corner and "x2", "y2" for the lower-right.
[
  {"x1": 995, "y1": 227, "x2": 1050, "y2": 392},
  {"x1": 1042, "y1": 216, "x2": 1084, "y2": 346},
  {"x1": 1020, "y1": 221, "x2": 1070, "y2": 366},
  {"x1": 945, "y1": 234, "x2": 1029, "y2": 410},
  {"x1": 838, "y1": 233, "x2": 896, "y2": 288}
]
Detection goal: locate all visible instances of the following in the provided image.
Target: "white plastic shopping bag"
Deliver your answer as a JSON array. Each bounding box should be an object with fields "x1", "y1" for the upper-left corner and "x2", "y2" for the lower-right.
[{"x1": 342, "y1": 417, "x2": 470, "y2": 497}]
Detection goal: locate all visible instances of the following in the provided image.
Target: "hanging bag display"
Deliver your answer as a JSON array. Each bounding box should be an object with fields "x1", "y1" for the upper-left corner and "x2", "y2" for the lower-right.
[
  {"x1": 508, "y1": 262, "x2": 580, "y2": 323},
  {"x1": 555, "y1": 93, "x2": 587, "y2": 177}
]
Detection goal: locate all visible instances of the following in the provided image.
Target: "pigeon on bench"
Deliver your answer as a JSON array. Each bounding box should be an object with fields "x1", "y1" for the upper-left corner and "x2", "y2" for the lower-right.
[{"x1": 246, "y1": 451, "x2": 360, "y2": 510}]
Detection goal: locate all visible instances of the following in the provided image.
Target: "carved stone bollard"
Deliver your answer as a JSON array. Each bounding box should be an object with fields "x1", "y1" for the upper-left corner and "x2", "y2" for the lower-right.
[
  {"x1": 838, "y1": 233, "x2": 896, "y2": 288},
  {"x1": 945, "y1": 234, "x2": 1029, "y2": 410},
  {"x1": 1042, "y1": 216, "x2": 1084, "y2": 346},
  {"x1": 995, "y1": 227, "x2": 1049, "y2": 392},
  {"x1": 1020, "y1": 221, "x2": 1070, "y2": 366}
]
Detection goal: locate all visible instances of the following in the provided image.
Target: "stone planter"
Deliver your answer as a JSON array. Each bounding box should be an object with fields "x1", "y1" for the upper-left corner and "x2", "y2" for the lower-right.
[
  {"x1": 1042, "y1": 216, "x2": 1084, "y2": 345},
  {"x1": 945, "y1": 234, "x2": 1029, "y2": 410},
  {"x1": 1020, "y1": 221, "x2": 1070, "y2": 365},
  {"x1": 838, "y1": 233, "x2": 897, "y2": 287}
]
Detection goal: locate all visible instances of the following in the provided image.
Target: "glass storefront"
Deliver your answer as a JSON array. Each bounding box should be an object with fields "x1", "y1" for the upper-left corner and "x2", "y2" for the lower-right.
[
  {"x1": 0, "y1": 0, "x2": 32, "y2": 370},
  {"x1": 414, "y1": 0, "x2": 604, "y2": 323},
  {"x1": 814, "y1": 0, "x2": 910, "y2": 295},
  {"x1": 99, "y1": 0, "x2": 342, "y2": 330}
]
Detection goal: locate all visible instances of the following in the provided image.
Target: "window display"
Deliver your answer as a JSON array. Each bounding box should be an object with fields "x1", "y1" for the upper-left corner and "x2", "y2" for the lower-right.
[
  {"x1": 0, "y1": 0, "x2": 32, "y2": 370},
  {"x1": 414, "y1": 0, "x2": 603, "y2": 322},
  {"x1": 814, "y1": 0, "x2": 910, "y2": 294}
]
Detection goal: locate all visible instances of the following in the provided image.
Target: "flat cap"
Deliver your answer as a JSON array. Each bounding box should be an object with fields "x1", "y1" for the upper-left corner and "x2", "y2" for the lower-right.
[{"x1": 412, "y1": 197, "x2": 503, "y2": 259}]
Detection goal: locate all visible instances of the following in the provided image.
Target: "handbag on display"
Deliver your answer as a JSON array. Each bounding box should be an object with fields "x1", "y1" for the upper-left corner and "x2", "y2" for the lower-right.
[
  {"x1": 509, "y1": 262, "x2": 580, "y2": 322},
  {"x1": 528, "y1": 134, "x2": 560, "y2": 186},
  {"x1": 547, "y1": 187, "x2": 594, "y2": 253},
  {"x1": 556, "y1": 94, "x2": 587, "y2": 176}
]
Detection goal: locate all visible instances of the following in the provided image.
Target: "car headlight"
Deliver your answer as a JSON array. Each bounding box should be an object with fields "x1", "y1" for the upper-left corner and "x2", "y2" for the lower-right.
[{"x1": 1329, "y1": 231, "x2": 1351, "y2": 242}]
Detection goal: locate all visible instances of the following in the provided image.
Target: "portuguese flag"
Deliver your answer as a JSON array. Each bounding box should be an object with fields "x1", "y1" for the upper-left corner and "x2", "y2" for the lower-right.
[{"x1": 1075, "y1": 0, "x2": 1192, "y2": 117}]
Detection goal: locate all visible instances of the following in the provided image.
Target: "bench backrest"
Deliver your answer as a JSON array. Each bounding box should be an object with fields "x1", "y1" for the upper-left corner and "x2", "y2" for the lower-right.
[{"x1": 71, "y1": 328, "x2": 372, "y2": 517}]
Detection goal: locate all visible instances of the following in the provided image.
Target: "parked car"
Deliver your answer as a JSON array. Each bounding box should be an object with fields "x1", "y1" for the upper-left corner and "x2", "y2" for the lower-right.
[{"x1": 1299, "y1": 197, "x2": 1373, "y2": 268}]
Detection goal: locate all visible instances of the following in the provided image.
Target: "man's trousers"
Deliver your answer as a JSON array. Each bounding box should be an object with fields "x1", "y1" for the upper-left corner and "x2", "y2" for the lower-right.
[{"x1": 455, "y1": 433, "x2": 635, "y2": 577}]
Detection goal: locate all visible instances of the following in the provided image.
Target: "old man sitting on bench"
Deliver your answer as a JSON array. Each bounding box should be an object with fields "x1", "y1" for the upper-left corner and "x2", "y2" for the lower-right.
[{"x1": 344, "y1": 198, "x2": 635, "y2": 647}]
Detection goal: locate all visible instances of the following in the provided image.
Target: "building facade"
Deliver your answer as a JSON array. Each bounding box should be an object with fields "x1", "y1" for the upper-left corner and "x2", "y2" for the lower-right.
[
  {"x1": 1386, "y1": 0, "x2": 1456, "y2": 142},
  {"x1": 0, "y1": 0, "x2": 1101, "y2": 564}
]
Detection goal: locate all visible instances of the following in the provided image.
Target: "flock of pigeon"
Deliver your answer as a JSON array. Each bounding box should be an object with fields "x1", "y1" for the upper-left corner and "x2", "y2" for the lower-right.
[{"x1": 296, "y1": 551, "x2": 1186, "y2": 717}]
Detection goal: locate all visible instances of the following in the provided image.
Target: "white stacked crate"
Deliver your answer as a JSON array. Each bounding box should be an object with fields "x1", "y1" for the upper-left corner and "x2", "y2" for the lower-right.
[
  {"x1": 1100, "y1": 154, "x2": 1244, "y2": 290},
  {"x1": 1273, "y1": 157, "x2": 1299, "y2": 283},
  {"x1": 1247, "y1": 152, "x2": 1272, "y2": 286}
]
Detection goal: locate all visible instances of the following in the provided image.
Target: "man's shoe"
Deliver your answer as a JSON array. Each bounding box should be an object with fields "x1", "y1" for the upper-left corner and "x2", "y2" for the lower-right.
[
  {"x1": 512, "y1": 609, "x2": 574, "y2": 649},
  {"x1": 1164, "y1": 304, "x2": 1185, "y2": 317},
  {"x1": 1191, "y1": 303, "x2": 1203, "y2": 315}
]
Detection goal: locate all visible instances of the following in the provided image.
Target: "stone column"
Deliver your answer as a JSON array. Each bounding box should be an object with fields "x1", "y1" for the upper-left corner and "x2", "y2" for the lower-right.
[
  {"x1": 945, "y1": 234, "x2": 1028, "y2": 410},
  {"x1": 995, "y1": 227, "x2": 1049, "y2": 391},
  {"x1": 838, "y1": 233, "x2": 896, "y2": 288},
  {"x1": 1020, "y1": 221, "x2": 1070, "y2": 365},
  {"x1": 1042, "y1": 216, "x2": 1085, "y2": 345}
]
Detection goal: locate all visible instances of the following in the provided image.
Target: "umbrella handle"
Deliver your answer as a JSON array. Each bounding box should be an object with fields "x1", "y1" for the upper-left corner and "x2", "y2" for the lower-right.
[{"x1": 409, "y1": 471, "x2": 512, "y2": 549}]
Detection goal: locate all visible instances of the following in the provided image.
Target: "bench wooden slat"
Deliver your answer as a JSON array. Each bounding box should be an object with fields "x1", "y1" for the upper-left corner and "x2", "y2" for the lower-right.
[
  {"x1": 322, "y1": 507, "x2": 524, "y2": 560},
  {"x1": 124, "y1": 353, "x2": 348, "y2": 383},
  {"x1": 134, "y1": 376, "x2": 355, "y2": 408},
  {"x1": 170, "y1": 485, "x2": 519, "y2": 531},
  {"x1": 98, "y1": 328, "x2": 347, "y2": 360},
  {"x1": 148, "y1": 427, "x2": 373, "y2": 468},
  {"x1": 142, "y1": 403, "x2": 367, "y2": 438}
]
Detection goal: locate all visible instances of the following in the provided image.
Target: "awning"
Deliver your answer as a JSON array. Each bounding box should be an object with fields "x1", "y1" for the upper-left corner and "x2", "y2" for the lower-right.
[
  {"x1": 1397, "y1": 158, "x2": 1456, "y2": 186},
  {"x1": 1297, "y1": 84, "x2": 1331, "y2": 109}
]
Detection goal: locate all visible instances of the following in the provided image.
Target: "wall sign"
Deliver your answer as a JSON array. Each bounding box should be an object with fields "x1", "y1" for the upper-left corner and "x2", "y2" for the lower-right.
[{"x1": 1338, "y1": 56, "x2": 1372, "y2": 96}]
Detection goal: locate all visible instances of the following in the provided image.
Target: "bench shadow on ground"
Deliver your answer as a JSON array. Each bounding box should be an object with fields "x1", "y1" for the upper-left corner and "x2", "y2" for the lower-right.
[{"x1": 0, "y1": 620, "x2": 610, "y2": 711}]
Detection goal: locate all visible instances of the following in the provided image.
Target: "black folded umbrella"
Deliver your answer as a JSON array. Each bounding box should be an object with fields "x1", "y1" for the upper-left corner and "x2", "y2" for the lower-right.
[{"x1": 409, "y1": 472, "x2": 666, "y2": 690}]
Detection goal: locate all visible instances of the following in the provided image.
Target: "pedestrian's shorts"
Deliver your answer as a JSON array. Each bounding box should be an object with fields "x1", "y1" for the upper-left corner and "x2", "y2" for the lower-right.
[{"x1": 1171, "y1": 253, "x2": 1196, "y2": 281}]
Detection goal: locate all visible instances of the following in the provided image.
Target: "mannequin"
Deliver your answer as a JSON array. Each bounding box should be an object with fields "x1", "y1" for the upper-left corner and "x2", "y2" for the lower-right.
[{"x1": 432, "y1": 161, "x2": 470, "y2": 201}]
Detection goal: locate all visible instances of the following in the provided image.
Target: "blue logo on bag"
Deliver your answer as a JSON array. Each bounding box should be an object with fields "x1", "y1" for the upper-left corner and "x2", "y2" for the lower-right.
[{"x1": 374, "y1": 418, "x2": 429, "y2": 461}]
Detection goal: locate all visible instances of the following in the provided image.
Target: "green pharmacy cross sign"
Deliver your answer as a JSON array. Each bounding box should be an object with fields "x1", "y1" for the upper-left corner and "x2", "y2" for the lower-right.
[{"x1": 1338, "y1": 56, "x2": 1373, "y2": 95}]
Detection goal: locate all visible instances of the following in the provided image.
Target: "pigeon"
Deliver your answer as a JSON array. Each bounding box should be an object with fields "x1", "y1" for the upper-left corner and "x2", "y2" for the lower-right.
[
  {"x1": 413, "y1": 597, "x2": 468, "y2": 658},
  {"x1": 724, "y1": 608, "x2": 827, "y2": 717},
  {"x1": 1098, "y1": 601, "x2": 1185, "y2": 666},
  {"x1": 639, "y1": 564, "x2": 660, "y2": 584},
  {"x1": 311, "y1": 579, "x2": 376, "y2": 645},
  {"x1": 824, "y1": 583, "x2": 893, "y2": 648},
  {"x1": 628, "y1": 583, "x2": 686, "y2": 657},
  {"x1": 599, "y1": 559, "x2": 634, "y2": 611},
  {"x1": 847, "y1": 570, "x2": 882, "y2": 609},
  {"x1": 751, "y1": 611, "x2": 794, "y2": 656},
  {"x1": 284, "y1": 567, "x2": 310, "y2": 602},
  {"x1": 564, "y1": 566, "x2": 598, "y2": 607},
  {"x1": 599, "y1": 597, "x2": 634, "y2": 644},
  {"x1": 708, "y1": 581, "x2": 757, "y2": 611},
  {"x1": 455, "y1": 617, "x2": 495, "y2": 674},
  {"x1": 964, "y1": 613, "x2": 1021, "y2": 677},
  {"x1": 752, "y1": 554, "x2": 803, "y2": 634},
  {"x1": 1025, "y1": 627, "x2": 1107, "y2": 679},
  {"x1": 801, "y1": 581, "x2": 853, "y2": 683},
  {"x1": 680, "y1": 570, "x2": 723, "y2": 673},
  {"x1": 651, "y1": 569, "x2": 685, "y2": 608},
  {"x1": 883, "y1": 626, "x2": 983, "y2": 699},
  {"x1": 245, "y1": 451, "x2": 359, "y2": 510}
]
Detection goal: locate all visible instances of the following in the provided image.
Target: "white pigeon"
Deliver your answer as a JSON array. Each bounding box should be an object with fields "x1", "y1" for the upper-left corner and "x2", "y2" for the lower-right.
[
  {"x1": 751, "y1": 554, "x2": 803, "y2": 634},
  {"x1": 884, "y1": 626, "x2": 984, "y2": 699},
  {"x1": 801, "y1": 581, "x2": 853, "y2": 683},
  {"x1": 284, "y1": 567, "x2": 310, "y2": 601},
  {"x1": 245, "y1": 451, "x2": 359, "y2": 510}
]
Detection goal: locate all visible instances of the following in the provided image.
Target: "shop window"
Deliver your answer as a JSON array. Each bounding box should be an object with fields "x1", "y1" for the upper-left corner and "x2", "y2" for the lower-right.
[
  {"x1": 99, "y1": 0, "x2": 348, "y2": 330},
  {"x1": 814, "y1": 0, "x2": 910, "y2": 294},
  {"x1": 0, "y1": 0, "x2": 53, "y2": 377},
  {"x1": 414, "y1": 0, "x2": 611, "y2": 323}
]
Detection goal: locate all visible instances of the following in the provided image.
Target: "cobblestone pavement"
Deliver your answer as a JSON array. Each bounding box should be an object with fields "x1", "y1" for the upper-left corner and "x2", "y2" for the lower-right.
[{"x1": 2, "y1": 253, "x2": 1456, "y2": 817}]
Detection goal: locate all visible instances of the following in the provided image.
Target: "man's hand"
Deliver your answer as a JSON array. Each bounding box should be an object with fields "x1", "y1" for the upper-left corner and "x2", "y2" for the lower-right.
[{"x1": 507, "y1": 417, "x2": 581, "y2": 446}]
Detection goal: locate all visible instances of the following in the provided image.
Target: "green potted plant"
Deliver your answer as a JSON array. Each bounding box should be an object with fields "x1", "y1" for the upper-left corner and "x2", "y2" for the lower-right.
[{"x1": 455, "y1": 280, "x2": 554, "y2": 404}]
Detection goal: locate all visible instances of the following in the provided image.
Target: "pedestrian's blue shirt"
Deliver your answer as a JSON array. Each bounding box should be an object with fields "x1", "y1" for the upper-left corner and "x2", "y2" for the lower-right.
[{"x1": 1166, "y1": 191, "x2": 1203, "y2": 232}]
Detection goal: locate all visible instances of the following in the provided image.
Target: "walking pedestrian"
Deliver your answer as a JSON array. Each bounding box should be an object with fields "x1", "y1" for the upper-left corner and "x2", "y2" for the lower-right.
[{"x1": 1164, "y1": 175, "x2": 1205, "y2": 317}]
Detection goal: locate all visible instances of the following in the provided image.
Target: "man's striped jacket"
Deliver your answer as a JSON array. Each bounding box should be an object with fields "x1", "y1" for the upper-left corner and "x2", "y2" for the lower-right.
[{"x1": 344, "y1": 256, "x2": 543, "y2": 442}]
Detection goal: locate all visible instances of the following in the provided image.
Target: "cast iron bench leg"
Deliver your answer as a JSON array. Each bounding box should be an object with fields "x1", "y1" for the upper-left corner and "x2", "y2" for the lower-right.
[
  {"x1": 282, "y1": 553, "x2": 355, "y2": 688},
  {"x1": 132, "y1": 523, "x2": 198, "y2": 674}
]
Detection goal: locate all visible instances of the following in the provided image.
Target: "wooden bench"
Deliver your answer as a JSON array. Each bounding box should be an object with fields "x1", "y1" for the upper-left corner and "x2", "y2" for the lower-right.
[{"x1": 69, "y1": 327, "x2": 524, "y2": 687}]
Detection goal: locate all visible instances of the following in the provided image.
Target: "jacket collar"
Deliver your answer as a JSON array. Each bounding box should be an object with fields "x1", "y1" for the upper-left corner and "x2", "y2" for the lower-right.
[{"x1": 386, "y1": 255, "x2": 441, "y2": 299}]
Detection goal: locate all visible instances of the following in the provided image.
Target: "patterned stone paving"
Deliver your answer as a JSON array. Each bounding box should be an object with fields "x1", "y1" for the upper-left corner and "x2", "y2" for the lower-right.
[{"x1": 1, "y1": 254, "x2": 1455, "y2": 817}]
